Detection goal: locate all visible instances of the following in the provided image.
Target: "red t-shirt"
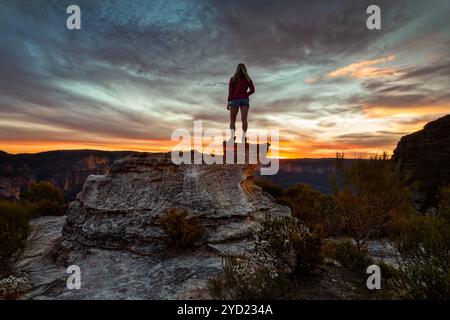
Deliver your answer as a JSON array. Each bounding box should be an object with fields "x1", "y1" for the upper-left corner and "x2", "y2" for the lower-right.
[{"x1": 228, "y1": 78, "x2": 255, "y2": 101}]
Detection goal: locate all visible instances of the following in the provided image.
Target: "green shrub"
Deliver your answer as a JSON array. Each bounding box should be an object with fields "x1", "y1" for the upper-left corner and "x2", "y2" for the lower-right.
[
  {"x1": 391, "y1": 215, "x2": 450, "y2": 299},
  {"x1": 376, "y1": 260, "x2": 397, "y2": 283},
  {"x1": 0, "y1": 201, "x2": 31, "y2": 276},
  {"x1": 21, "y1": 181, "x2": 64, "y2": 203},
  {"x1": 333, "y1": 153, "x2": 414, "y2": 249},
  {"x1": 208, "y1": 256, "x2": 293, "y2": 300},
  {"x1": 323, "y1": 240, "x2": 371, "y2": 275},
  {"x1": 257, "y1": 180, "x2": 341, "y2": 237},
  {"x1": 438, "y1": 186, "x2": 450, "y2": 223},
  {"x1": 160, "y1": 208, "x2": 203, "y2": 248},
  {"x1": 208, "y1": 217, "x2": 320, "y2": 299},
  {"x1": 207, "y1": 276, "x2": 227, "y2": 299},
  {"x1": 21, "y1": 181, "x2": 66, "y2": 217},
  {"x1": 0, "y1": 274, "x2": 30, "y2": 299},
  {"x1": 278, "y1": 184, "x2": 339, "y2": 236},
  {"x1": 255, "y1": 180, "x2": 284, "y2": 199},
  {"x1": 28, "y1": 199, "x2": 66, "y2": 218},
  {"x1": 255, "y1": 217, "x2": 323, "y2": 276}
]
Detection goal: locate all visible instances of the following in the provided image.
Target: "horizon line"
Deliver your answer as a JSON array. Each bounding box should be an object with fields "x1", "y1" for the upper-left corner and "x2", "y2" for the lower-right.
[{"x1": 0, "y1": 147, "x2": 392, "y2": 160}]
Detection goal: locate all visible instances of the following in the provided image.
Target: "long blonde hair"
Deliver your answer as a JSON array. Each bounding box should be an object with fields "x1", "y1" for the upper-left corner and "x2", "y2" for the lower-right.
[{"x1": 231, "y1": 63, "x2": 251, "y2": 84}]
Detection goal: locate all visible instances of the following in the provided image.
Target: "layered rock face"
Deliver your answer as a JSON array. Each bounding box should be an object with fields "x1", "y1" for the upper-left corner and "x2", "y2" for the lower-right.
[
  {"x1": 26, "y1": 152, "x2": 290, "y2": 299},
  {"x1": 63, "y1": 151, "x2": 289, "y2": 253},
  {"x1": 0, "y1": 151, "x2": 34, "y2": 199},
  {"x1": 0, "y1": 150, "x2": 134, "y2": 200},
  {"x1": 392, "y1": 115, "x2": 450, "y2": 210}
]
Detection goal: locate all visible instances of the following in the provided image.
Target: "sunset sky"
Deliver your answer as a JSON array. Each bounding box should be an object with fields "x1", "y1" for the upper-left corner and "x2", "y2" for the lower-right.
[{"x1": 1, "y1": 0, "x2": 449, "y2": 158}]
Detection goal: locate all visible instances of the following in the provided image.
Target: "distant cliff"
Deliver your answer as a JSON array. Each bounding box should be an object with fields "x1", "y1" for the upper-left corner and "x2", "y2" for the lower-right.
[
  {"x1": 393, "y1": 115, "x2": 450, "y2": 211},
  {"x1": 0, "y1": 150, "x2": 135, "y2": 200},
  {"x1": 258, "y1": 158, "x2": 348, "y2": 194},
  {"x1": 0, "y1": 151, "x2": 34, "y2": 199},
  {"x1": 1, "y1": 149, "x2": 349, "y2": 201}
]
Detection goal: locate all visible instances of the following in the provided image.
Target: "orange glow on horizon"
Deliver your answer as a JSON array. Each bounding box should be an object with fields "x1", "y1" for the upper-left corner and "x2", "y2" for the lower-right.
[
  {"x1": 0, "y1": 137, "x2": 398, "y2": 159},
  {"x1": 0, "y1": 139, "x2": 174, "y2": 155},
  {"x1": 1, "y1": 109, "x2": 443, "y2": 159}
]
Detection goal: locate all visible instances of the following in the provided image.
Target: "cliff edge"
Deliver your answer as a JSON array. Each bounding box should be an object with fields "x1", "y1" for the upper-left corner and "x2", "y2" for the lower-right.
[
  {"x1": 393, "y1": 115, "x2": 450, "y2": 210},
  {"x1": 21, "y1": 152, "x2": 290, "y2": 299}
]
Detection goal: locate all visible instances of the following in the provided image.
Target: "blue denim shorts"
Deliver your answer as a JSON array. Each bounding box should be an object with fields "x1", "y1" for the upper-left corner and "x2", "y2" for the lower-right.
[{"x1": 229, "y1": 99, "x2": 249, "y2": 108}]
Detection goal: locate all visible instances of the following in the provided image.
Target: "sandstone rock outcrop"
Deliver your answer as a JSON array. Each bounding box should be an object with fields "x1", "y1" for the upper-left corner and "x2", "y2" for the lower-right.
[
  {"x1": 392, "y1": 114, "x2": 450, "y2": 210},
  {"x1": 23, "y1": 152, "x2": 290, "y2": 299}
]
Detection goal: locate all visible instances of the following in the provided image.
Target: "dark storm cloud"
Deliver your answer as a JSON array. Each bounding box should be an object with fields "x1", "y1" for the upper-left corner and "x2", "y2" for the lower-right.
[
  {"x1": 335, "y1": 130, "x2": 406, "y2": 148},
  {"x1": 350, "y1": 90, "x2": 450, "y2": 113},
  {"x1": 355, "y1": 56, "x2": 450, "y2": 111},
  {"x1": 318, "y1": 121, "x2": 337, "y2": 128},
  {"x1": 1, "y1": 0, "x2": 412, "y2": 82},
  {"x1": 259, "y1": 96, "x2": 315, "y2": 113},
  {"x1": 376, "y1": 84, "x2": 421, "y2": 93},
  {"x1": 0, "y1": 99, "x2": 171, "y2": 141},
  {"x1": 362, "y1": 80, "x2": 387, "y2": 90},
  {"x1": 0, "y1": 0, "x2": 410, "y2": 89},
  {"x1": 400, "y1": 60, "x2": 450, "y2": 80},
  {"x1": 211, "y1": 0, "x2": 410, "y2": 67},
  {"x1": 347, "y1": 92, "x2": 447, "y2": 110},
  {"x1": 394, "y1": 115, "x2": 437, "y2": 126},
  {"x1": 0, "y1": 1, "x2": 189, "y2": 141}
]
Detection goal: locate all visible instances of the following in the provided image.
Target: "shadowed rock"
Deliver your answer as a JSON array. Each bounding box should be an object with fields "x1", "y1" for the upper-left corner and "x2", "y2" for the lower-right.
[
  {"x1": 393, "y1": 114, "x2": 450, "y2": 211},
  {"x1": 22, "y1": 152, "x2": 290, "y2": 299}
]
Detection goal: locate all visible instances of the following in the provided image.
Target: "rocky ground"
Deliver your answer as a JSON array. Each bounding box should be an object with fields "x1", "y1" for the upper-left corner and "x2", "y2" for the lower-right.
[
  {"x1": 17, "y1": 152, "x2": 291, "y2": 299},
  {"x1": 17, "y1": 216, "x2": 66, "y2": 299},
  {"x1": 17, "y1": 216, "x2": 399, "y2": 300},
  {"x1": 14, "y1": 152, "x2": 400, "y2": 300}
]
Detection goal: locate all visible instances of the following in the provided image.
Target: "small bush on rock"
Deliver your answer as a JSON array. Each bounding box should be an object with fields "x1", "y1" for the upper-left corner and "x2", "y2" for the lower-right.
[
  {"x1": 391, "y1": 215, "x2": 450, "y2": 299},
  {"x1": 160, "y1": 208, "x2": 203, "y2": 248},
  {"x1": 0, "y1": 273, "x2": 30, "y2": 299},
  {"x1": 255, "y1": 180, "x2": 284, "y2": 199},
  {"x1": 208, "y1": 217, "x2": 322, "y2": 299},
  {"x1": 438, "y1": 186, "x2": 450, "y2": 222},
  {"x1": 256, "y1": 180, "x2": 340, "y2": 237},
  {"x1": 208, "y1": 256, "x2": 293, "y2": 300},
  {"x1": 332, "y1": 153, "x2": 414, "y2": 249},
  {"x1": 0, "y1": 200, "x2": 31, "y2": 275},
  {"x1": 279, "y1": 184, "x2": 338, "y2": 235},
  {"x1": 322, "y1": 240, "x2": 371, "y2": 275},
  {"x1": 255, "y1": 217, "x2": 323, "y2": 276},
  {"x1": 21, "y1": 181, "x2": 66, "y2": 217}
]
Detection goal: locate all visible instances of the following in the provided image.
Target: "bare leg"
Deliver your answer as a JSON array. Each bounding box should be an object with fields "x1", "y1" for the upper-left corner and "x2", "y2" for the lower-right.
[
  {"x1": 240, "y1": 105, "x2": 249, "y2": 143},
  {"x1": 229, "y1": 107, "x2": 239, "y2": 140},
  {"x1": 240, "y1": 105, "x2": 249, "y2": 133}
]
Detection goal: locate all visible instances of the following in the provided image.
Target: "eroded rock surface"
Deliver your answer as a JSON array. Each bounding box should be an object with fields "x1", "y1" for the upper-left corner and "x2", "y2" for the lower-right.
[{"x1": 23, "y1": 152, "x2": 290, "y2": 299}]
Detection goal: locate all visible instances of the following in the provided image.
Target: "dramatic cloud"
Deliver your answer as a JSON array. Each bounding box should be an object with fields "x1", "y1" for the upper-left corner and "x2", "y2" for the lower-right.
[
  {"x1": 328, "y1": 55, "x2": 404, "y2": 79},
  {"x1": 0, "y1": 0, "x2": 449, "y2": 157}
]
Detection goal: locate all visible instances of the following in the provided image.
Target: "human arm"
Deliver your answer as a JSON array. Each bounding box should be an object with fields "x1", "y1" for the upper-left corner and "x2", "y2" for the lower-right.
[
  {"x1": 247, "y1": 80, "x2": 255, "y2": 96},
  {"x1": 228, "y1": 78, "x2": 234, "y2": 102}
]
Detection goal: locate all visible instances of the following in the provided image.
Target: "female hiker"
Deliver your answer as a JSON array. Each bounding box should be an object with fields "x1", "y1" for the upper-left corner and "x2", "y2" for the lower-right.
[{"x1": 227, "y1": 63, "x2": 255, "y2": 143}]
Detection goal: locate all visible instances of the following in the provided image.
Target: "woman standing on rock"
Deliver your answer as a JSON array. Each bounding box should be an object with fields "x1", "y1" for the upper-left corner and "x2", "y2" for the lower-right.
[{"x1": 227, "y1": 63, "x2": 255, "y2": 143}]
